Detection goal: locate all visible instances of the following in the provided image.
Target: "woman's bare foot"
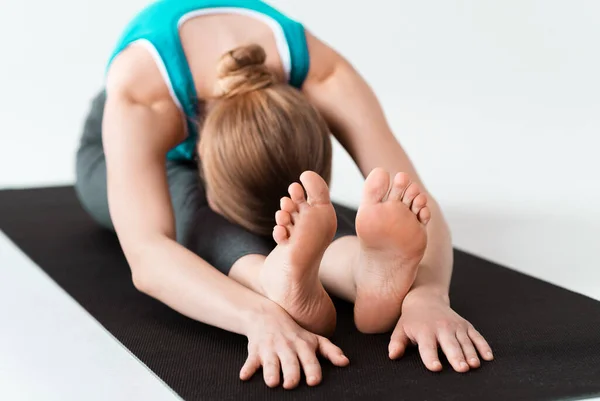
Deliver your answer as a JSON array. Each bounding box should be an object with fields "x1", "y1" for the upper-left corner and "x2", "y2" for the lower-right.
[
  {"x1": 354, "y1": 168, "x2": 430, "y2": 333},
  {"x1": 259, "y1": 171, "x2": 338, "y2": 336}
]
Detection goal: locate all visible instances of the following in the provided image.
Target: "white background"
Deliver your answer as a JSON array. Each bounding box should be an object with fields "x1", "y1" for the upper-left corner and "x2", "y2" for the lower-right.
[
  {"x1": 0, "y1": 1, "x2": 599, "y2": 399},
  {"x1": 1, "y1": 0, "x2": 598, "y2": 296}
]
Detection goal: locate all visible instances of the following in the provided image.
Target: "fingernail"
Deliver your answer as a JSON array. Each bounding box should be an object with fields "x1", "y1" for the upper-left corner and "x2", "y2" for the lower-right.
[
  {"x1": 308, "y1": 376, "x2": 317, "y2": 383},
  {"x1": 432, "y1": 361, "x2": 442, "y2": 369},
  {"x1": 486, "y1": 351, "x2": 494, "y2": 359},
  {"x1": 470, "y1": 358, "x2": 479, "y2": 365},
  {"x1": 460, "y1": 362, "x2": 469, "y2": 369},
  {"x1": 389, "y1": 347, "x2": 397, "y2": 355}
]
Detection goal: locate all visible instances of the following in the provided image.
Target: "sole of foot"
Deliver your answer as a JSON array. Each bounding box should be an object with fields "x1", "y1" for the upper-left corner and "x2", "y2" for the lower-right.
[
  {"x1": 354, "y1": 168, "x2": 430, "y2": 333},
  {"x1": 259, "y1": 171, "x2": 338, "y2": 336}
]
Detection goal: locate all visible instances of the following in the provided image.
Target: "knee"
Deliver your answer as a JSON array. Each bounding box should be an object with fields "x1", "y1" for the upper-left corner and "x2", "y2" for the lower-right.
[{"x1": 73, "y1": 165, "x2": 113, "y2": 231}]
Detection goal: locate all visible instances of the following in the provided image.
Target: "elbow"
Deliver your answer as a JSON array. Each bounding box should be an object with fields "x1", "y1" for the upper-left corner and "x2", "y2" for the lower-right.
[
  {"x1": 131, "y1": 265, "x2": 155, "y2": 295},
  {"x1": 124, "y1": 240, "x2": 162, "y2": 296},
  {"x1": 118, "y1": 231, "x2": 170, "y2": 296}
]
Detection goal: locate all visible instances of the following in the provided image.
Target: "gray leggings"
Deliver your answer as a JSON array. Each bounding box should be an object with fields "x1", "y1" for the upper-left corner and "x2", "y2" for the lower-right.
[{"x1": 74, "y1": 91, "x2": 356, "y2": 274}]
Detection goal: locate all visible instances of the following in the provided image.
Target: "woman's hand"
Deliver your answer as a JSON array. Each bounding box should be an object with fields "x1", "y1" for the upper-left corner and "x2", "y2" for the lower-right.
[
  {"x1": 241, "y1": 304, "x2": 349, "y2": 389},
  {"x1": 389, "y1": 289, "x2": 494, "y2": 372}
]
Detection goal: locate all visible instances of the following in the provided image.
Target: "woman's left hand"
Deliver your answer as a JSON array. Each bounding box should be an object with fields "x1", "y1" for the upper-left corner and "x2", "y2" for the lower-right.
[{"x1": 389, "y1": 289, "x2": 494, "y2": 372}]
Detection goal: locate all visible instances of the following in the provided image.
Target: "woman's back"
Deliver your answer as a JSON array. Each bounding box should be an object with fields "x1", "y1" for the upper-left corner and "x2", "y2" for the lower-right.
[{"x1": 107, "y1": 0, "x2": 310, "y2": 160}]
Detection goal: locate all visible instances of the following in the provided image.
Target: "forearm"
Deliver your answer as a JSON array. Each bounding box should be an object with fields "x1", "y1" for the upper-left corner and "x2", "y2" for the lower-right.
[
  {"x1": 302, "y1": 40, "x2": 454, "y2": 299},
  {"x1": 411, "y1": 198, "x2": 452, "y2": 299},
  {"x1": 128, "y1": 236, "x2": 272, "y2": 336}
]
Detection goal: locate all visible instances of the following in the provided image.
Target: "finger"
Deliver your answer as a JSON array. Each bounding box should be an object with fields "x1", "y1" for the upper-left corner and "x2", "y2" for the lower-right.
[
  {"x1": 389, "y1": 326, "x2": 410, "y2": 360},
  {"x1": 260, "y1": 352, "x2": 280, "y2": 388},
  {"x1": 296, "y1": 341, "x2": 323, "y2": 387},
  {"x1": 456, "y1": 329, "x2": 480, "y2": 368},
  {"x1": 468, "y1": 326, "x2": 494, "y2": 361},
  {"x1": 416, "y1": 333, "x2": 442, "y2": 372},
  {"x1": 438, "y1": 330, "x2": 469, "y2": 372},
  {"x1": 240, "y1": 353, "x2": 261, "y2": 381},
  {"x1": 317, "y1": 336, "x2": 350, "y2": 367},
  {"x1": 278, "y1": 348, "x2": 301, "y2": 390}
]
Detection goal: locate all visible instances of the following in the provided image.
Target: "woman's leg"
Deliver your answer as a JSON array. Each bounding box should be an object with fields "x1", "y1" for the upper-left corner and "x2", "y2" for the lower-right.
[
  {"x1": 76, "y1": 93, "x2": 427, "y2": 336},
  {"x1": 316, "y1": 207, "x2": 358, "y2": 302},
  {"x1": 228, "y1": 204, "x2": 355, "y2": 294},
  {"x1": 74, "y1": 91, "x2": 272, "y2": 282},
  {"x1": 230, "y1": 170, "x2": 430, "y2": 334},
  {"x1": 75, "y1": 91, "x2": 114, "y2": 230},
  {"x1": 321, "y1": 169, "x2": 432, "y2": 333},
  {"x1": 75, "y1": 91, "x2": 340, "y2": 336}
]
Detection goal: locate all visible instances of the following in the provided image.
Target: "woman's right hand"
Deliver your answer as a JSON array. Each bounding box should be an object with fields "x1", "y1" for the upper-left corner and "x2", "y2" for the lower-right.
[{"x1": 241, "y1": 305, "x2": 349, "y2": 389}]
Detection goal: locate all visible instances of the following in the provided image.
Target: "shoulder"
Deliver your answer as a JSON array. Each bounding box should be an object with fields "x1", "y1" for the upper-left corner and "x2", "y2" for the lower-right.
[
  {"x1": 103, "y1": 44, "x2": 185, "y2": 147},
  {"x1": 106, "y1": 44, "x2": 178, "y2": 111},
  {"x1": 303, "y1": 30, "x2": 348, "y2": 86}
]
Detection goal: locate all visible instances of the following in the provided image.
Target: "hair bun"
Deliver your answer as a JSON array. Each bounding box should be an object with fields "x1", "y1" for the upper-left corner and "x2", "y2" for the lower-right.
[{"x1": 216, "y1": 44, "x2": 277, "y2": 98}]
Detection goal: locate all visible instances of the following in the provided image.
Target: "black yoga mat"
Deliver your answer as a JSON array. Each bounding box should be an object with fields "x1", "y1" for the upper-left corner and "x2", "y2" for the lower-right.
[{"x1": 1, "y1": 186, "x2": 599, "y2": 401}]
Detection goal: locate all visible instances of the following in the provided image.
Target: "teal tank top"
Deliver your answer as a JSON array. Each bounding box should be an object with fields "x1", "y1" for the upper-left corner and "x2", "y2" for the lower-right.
[{"x1": 107, "y1": 0, "x2": 310, "y2": 161}]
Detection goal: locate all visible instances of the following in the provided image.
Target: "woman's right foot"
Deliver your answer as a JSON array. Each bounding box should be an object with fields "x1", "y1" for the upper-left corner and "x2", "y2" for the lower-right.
[
  {"x1": 354, "y1": 168, "x2": 430, "y2": 333},
  {"x1": 259, "y1": 172, "x2": 338, "y2": 336}
]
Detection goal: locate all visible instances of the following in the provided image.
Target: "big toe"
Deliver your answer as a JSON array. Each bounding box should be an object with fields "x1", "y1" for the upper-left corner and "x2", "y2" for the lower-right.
[
  {"x1": 300, "y1": 171, "x2": 331, "y2": 206},
  {"x1": 362, "y1": 168, "x2": 391, "y2": 204}
]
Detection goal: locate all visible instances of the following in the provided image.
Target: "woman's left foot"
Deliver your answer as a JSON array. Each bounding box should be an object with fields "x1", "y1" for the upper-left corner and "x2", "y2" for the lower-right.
[
  {"x1": 354, "y1": 168, "x2": 430, "y2": 333},
  {"x1": 259, "y1": 172, "x2": 338, "y2": 336}
]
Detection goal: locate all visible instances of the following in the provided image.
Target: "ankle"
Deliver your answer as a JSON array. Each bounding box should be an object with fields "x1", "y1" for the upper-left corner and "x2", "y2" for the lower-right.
[
  {"x1": 350, "y1": 244, "x2": 363, "y2": 291},
  {"x1": 229, "y1": 254, "x2": 267, "y2": 295}
]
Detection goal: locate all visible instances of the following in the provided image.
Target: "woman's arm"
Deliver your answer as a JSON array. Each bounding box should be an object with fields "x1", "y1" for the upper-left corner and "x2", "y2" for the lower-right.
[
  {"x1": 302, "y1": 32, "x2": 452, "y2": 298},
  {"x1": 103, "y1": 60, "x2": 266, "y2": 335},
  {"x1": 101, "y1": 46, "x2": 349, "y2": 387},
  {"x1": 302, "y1": 31, "x2": 493, "y2": 372}
]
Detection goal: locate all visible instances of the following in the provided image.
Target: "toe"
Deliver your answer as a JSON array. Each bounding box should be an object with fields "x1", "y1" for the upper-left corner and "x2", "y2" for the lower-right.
[
  {"x1": 418, "y1": 207, "x2": 431, "y2": 225},
  {"x1": 275, "y1": 210, "x2": 292, "y2": 227},
  {"x1": 401, "y1": 182, "x2": 421, "y2": 207},
  {"x1": 272, "y1": 225, "x2": 289, "y2": 244},
  {"x1": 288, "y1": 182, "x2": 306, "y2": 204},
  {"x1": 411, "y1": 193, "x2": 428, "y2": 215},
  {"x1": 362, "y1": 168, "x2": 391, "y2": 204},
  {"x1": 300, "y1": 171, "x2": 331, "y2": 206},
  {"x1": 387, "y1": 172, "x2": 411, "y2": 201},
  {"x1": 280, "y1": 197, "x2": 297, "y2": 214}
]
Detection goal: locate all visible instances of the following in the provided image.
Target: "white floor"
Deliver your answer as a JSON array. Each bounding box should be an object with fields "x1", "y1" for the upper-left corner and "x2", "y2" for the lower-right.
[
  {"x1": 0, "y1": 0, "x2": 599, "y2": 399},
  {"x1": 0, "y1": 233, "x2": 181, "y2": 401}
]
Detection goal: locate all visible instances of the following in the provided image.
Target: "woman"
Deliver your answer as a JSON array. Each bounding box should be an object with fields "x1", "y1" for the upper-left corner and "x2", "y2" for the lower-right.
[{"x1": 75, "y1": 0, "x2": 493, "y2": 390}]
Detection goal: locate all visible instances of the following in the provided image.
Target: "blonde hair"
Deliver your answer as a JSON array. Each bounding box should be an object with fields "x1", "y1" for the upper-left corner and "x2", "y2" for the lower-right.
[{"x1": 198, "y1": 44, "x2": 332, "y2": 236}]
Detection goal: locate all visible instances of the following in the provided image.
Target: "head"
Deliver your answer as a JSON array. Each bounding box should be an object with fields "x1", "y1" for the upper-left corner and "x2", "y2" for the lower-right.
[{"x1": 198, "y1": 44, "x2": 332, "y2": 236}]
